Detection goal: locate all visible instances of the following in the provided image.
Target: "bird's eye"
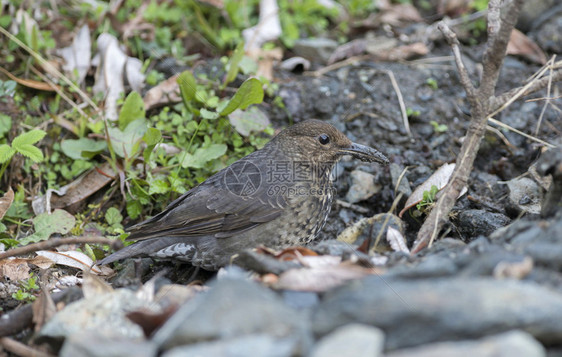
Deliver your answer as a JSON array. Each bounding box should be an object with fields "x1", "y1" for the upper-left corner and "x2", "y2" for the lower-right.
[{"x1": 318, "y1": 134, "x2": 330, "y2": 145}]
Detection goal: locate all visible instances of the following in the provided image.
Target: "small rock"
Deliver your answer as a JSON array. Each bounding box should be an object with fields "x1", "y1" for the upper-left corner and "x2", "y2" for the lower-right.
[
  {"x1": 162, "y1": 335, "x2": 296, "y2": 357},
  {"x1": 534, "y1": 16, "x2": 562, "y2": 54},
  {"x1": 311, "y1": 324, "x2": 385, "y2": 357},
  {"x1": 60, "y1": 332, "x2": 158, "y2": 357},
  {"x1": 38, "y1": 289, "x2": 152, "y2": 342},
  {"x1": 386, "y1": 330, "x2": 545, "y2": 357},
  {"x1": 456, "y1": 209, "x2": 511, "y2": 240},
  {"x1": 506, "y1": 177, "x2": 542, "y2": 215},
  {"x1": 153, "y1": 276, "x2": 312, "y2": 354},
  {"x1": 346, "y1": 170, "x2": 381, "y2": 203},
  {"x1": 313, "y1": 277, "x2": 562, "y2": 350}
]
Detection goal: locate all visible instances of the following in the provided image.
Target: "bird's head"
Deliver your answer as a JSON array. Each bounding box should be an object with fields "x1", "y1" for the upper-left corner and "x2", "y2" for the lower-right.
[{"x1": 270, "y1": 119, "x2": 389, "y2": 166}]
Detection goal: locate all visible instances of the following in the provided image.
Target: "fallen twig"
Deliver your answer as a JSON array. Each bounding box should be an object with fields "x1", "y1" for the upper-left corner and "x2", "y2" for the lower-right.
[{"x1": 0, "y1": 236, "x2": 123, "y2": 260}]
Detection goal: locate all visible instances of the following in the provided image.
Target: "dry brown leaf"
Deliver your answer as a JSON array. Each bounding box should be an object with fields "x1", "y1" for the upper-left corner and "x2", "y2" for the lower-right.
[
  {"x1": 0, "y1": 66, "x2": 58, "y2": 91},
  {"x1": 32, "y1": 287, "x2": 56, "y2": 332},
  {"x1": 399, "y1": 163, "x2": 456, "y2": 217},
  {"x1": 82, "y1": 272, "x2": 113, "y2": 299},
  {"x1": 247, "y1": 47, "x2": 283, "y2": 80},
  {"x1": 275, "y1": 264, "x2": 379, "y2": 292},
  {"x1": 35, "y1": 250, "x2": 102, "y2": 274},
  {"x1": 27, "y1": 255, "x2": 56, "y2": 269},
  {"x1": 0, "y1": 187, "x2": 14, "y2": 220},
  {"x1": 507, "y1": 29, "x2": 547, "y2": 65},
  {"x1": 378, "y1": 42, "x2": 429, "y2": 61},
  {"x1": 127, "y1": 304, "x2": 179, "y2": 338},
  {"x1": 143, "y1": 73, "x2": 181, "y2": 110},
  {"x1": 0, "y1": 258, "x2": 31, "y2": 281},
  {"x1": 257, "y1": 246, "x2": 319, "y2": 261},
  {"x1": 50, "y1": 162, "x2": 116, "y2": 211}
]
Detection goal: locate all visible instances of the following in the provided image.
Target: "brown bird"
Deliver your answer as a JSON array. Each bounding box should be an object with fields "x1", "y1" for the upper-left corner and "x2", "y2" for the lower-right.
[{"x1": 99, "y1": 120, "x2": 388, "y2": 270}]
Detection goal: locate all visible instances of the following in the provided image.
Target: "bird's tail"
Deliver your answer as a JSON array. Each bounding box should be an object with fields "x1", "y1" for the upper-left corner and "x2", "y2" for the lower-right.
[{"x1": 97, "y1": 237, "x2": 190, "y2": 265}]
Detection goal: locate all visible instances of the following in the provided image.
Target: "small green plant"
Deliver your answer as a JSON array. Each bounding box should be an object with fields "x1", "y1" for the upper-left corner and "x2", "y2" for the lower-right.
[
  {"x1": 430, "y1": 120, "x2": 448, "y2": 133},
  {"x1": 0, "y1": 129, "x2": 46, "y2": 182},
  {"x1": 406, "y1": 107, "x2": 421, "y2": 118},
  {"x1": 12, "y1": 273, "x2": 39, "y2": 303},
  {"x1": 426, "y1": 78, "x2": 438, "y2": 90},
  {"x1": 416, "y1": 185, "x2": 439, "y2": 211},
  {"x1": 105, "y1": 207, "x2": 124, "y2": 234}
]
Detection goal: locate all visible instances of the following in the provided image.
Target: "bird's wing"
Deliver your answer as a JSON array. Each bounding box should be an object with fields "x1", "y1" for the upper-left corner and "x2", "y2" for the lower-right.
[{"x1": 126, "y1": 162, "x2": 286, "y2": 241}]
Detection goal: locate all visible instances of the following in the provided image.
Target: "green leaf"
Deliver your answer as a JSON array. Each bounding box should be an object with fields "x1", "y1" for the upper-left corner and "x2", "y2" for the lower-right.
[
  {"x1": 126, "y1": 200, "x2": 142, "y2": 220},
  {"x1": 228, "y1": 106, "x2": 270, "y2": 137},
  {"x1": 0, "y1": 114, "x2": 11, "y2": 138},
  {"x1": 60, "y1": 138, "x2": 107, "y2": 160},
  {"x1": 0, "y1": 238, "x2": 20, "y2": 248},
  {"x1": 200, "y1": 108, "x2": 220, "y2": 120},
  {"x1": 19, "y1": 209, "x2": 75, "y2": 245},
  {"x1": 118, "y1": 91, "x2": 145, "y2": 131},
  {"x1": 0, "y1": 144, "x2": 15, "y2": 163},
  {"x1": 239, "y1": 56, "x2": 258, "y2": 75},
  {"x1": 177, "y1": 70, "x2": 197, "y2": 103},
  {"x1": 108, "y1": 118, "x2": 148, "y2": 158},
  {"x1": 219, "y1": 78, "x2": 264, "y2": 116},
  {"x1": 12, "y1": 129, "x2": 46, "y2": 147},
  {"x1": 224, "y1": 42, "x2": 245, "y2": 86},
  {"x1": 148, "y1": 179, "x2": 170, "y2": 195},
  {"x1": 181, "y1": 143, "x2": 227, "y2": 169},
  {"x1": 15, "y1": 144, "x2": 43, "y2": 162},
  {"x1": 105, "y1": 207, "x2": 123, "y2": 226},
  {"x1": 143, "y1": 127, "x2": 162, "y2": 146}
]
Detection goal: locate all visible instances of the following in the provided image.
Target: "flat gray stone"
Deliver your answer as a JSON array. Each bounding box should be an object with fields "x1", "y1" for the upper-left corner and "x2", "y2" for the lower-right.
[
  {"x1": 162, "y1": 334, "x2": 295, "y2": 357},
  {"x1": 313, "y1": 277, "x2": 562, "y2": 350},
  {"x1": 60, "y1": 332, "x2": 157, "y2": 357},
  {"x1": 311, "y1": 323, "x2": 384, "y2": 357},
  {"x1": 38, "y1": 289, "x2": 150, "y2": 341},
  {"x1": 386, "y1": 330, "x2": 545, "y2": 357},
  {"x1": 153, "y1": 277, "x2": 312, "y2": 354}
]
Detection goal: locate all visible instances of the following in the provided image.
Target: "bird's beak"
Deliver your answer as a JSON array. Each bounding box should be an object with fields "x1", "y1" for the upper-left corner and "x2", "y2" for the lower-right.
[{"x1": 339, "y1": 143, "x2": 389, "y2": 165}]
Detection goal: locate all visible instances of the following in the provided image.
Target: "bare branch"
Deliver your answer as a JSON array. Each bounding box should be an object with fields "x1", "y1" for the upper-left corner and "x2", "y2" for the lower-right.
[
  {"x1": 0, "y1": 236, "x2": 123, "y2": 260},
  {"x1": 490, "y1": 68, "x2": 562, "y2": 114},
  {"x1": 487, "y1": 0, "x2": 501, "y2": 38},
  {"x1": 480, "y1": 0, "x2": 524, "y2": 97},
  {"x1": 437, "y1": 22, "x2": 477, "y2": 101}
]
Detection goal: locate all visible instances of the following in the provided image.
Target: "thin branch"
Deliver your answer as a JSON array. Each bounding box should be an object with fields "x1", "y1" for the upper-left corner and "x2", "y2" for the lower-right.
[
  {"x1": 490, "y1": 68, "x2": 562, "y2": 114},
  {"x1": 386, "y1": 70, "x2": 412, "y2": 137},
  {"x1": 488, "y1": 117, "x2": 556, "y2": 148},
  {"x1": 0, "y1": 236, "x2": 123, "y2": 260},
  {"x1": 437, "y1": 22, "x2": 477, "y2": 101},
  {"x1": 480, "y1": 0, "x2": 524, "y2": 97},
  {"x1": 0, "y1": 337, "x2": 55, "y2": 357}
]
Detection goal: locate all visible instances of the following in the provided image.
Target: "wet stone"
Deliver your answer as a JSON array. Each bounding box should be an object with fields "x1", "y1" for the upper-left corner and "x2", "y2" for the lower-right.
[
  {"x1": 312, "y1": 277, "x2": 562, "y2": 350},
  {"x1": 386, "y1": 330, "x2": 545, "y2": 357},
  {"x1": 153, "y1": 276, "x2": 312, "y2": 354},
  {"x1": 60, "y1": 332, "x2": 158, "y2": 357},
  {"x1": 346, "y1": 170, "x2": 381, "y2": 203},
  {"x1": 162, "y1": 335, "x2": 296, "y2": 357},
  {"x1": 311, "y1": 324, "x2": 385, "y2": 357},
  {"x1": 455, "y1": 209, "x2": 511, "y2": 240}
]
